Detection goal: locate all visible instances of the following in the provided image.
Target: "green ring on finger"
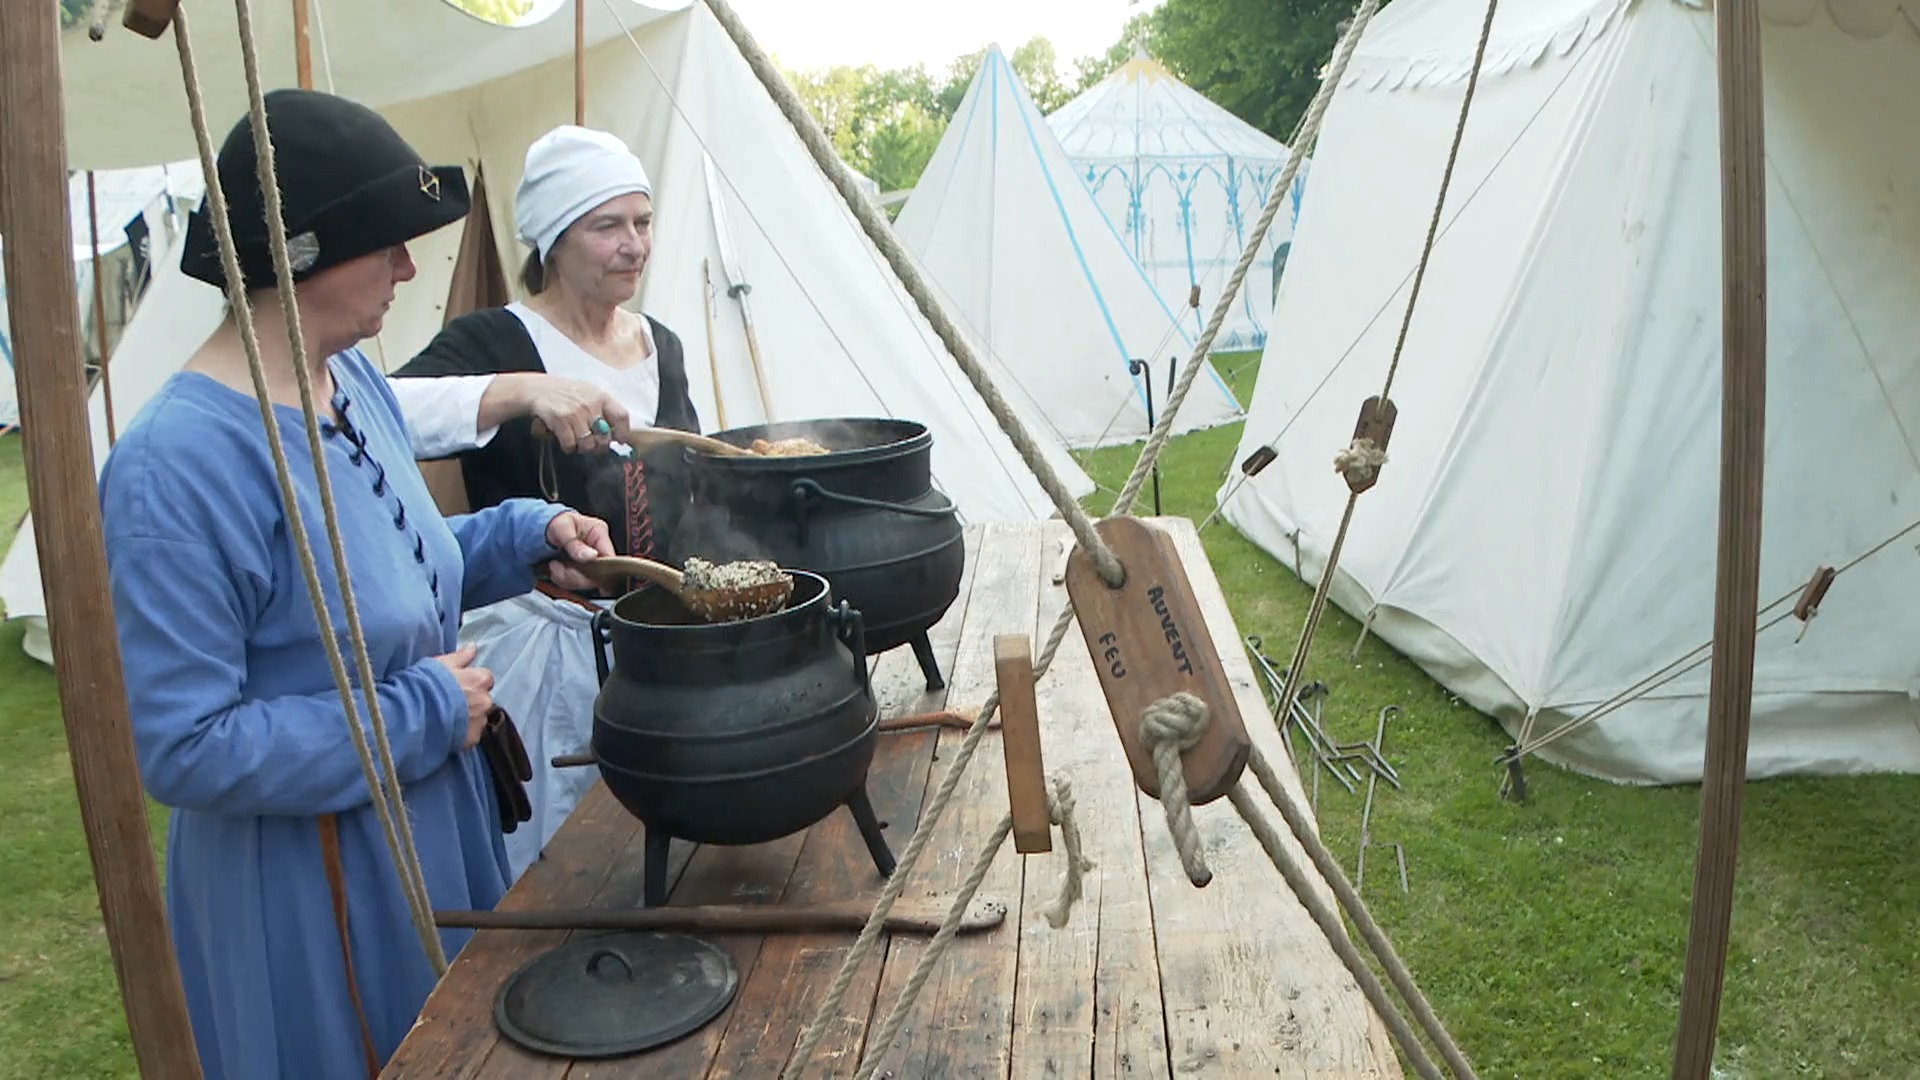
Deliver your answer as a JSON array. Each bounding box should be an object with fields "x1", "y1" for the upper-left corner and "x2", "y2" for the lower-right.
[{"x1": 591, "y1": 417, "x2": 612, "y2": 436}]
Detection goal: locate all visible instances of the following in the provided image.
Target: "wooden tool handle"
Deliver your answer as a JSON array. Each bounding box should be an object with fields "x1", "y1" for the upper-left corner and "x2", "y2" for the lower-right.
[
  {"x1": 529, "y1": 419, "x2": 753, "y2": 457},
  {"x1": 432, "y1": 897, "x2": 1008, "y2": 936},
  {"x1": 572, "y1": 554, "x2": 684, "y2": 593}
]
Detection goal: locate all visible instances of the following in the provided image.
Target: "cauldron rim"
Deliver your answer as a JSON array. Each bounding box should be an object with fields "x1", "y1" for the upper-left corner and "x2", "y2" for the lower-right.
[
  {"x1": 686, "y1": 417, "x2": 930, "y2": 470},
  {"x1": 607, "y1": 568, "x2": 833, "y2": 634}
]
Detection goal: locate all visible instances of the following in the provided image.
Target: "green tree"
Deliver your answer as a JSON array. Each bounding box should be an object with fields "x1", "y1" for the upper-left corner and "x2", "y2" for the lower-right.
[
  {"x1": 444, "y1": 0, "x2": 535, "y2": 26},
  {"x1": 1142, "y1": 0, "x2": 1349, "y2": 142}
]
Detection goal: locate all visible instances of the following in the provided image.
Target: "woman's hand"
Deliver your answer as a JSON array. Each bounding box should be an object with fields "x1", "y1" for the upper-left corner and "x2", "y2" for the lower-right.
[
  {"x1": 518, "y1": 375, "x2": 632, "y2": 454},
  {"x1": 545, "y1": 510, "x2": 616, "y2": 592},
  {"x1": 433, "y1": 643, "x2": 495, "y2": 750}
]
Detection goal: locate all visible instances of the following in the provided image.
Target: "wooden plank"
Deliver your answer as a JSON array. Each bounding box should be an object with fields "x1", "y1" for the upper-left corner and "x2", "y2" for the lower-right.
[
  {"x1": 382, "y1": 785, "x2": 643, "y2": 1077},
  {"x1": 856, "y1": 522, "x2": 1044, "y2": 1078},
  {"x1": 701, "y1": 532, "x2": 983, "y2": 1079},
  {"x1": 1065, "y1": 518, "x2": 1251, "y2": 805},
  {"x1": 1011, "y1": 521, "x2": 1171, "y2": 1079},
  {"x1": 1147, "y1": 518, "x2": 1401, "y2": 1077},
  {"x1": 994, "y1": 634, "x2": 1052, "y2": 854}
]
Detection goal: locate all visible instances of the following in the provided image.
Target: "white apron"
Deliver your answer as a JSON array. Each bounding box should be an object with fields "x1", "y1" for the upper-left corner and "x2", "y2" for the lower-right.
[{"x1": 458, "y1": 589, "x2": 610, "y2": 881}]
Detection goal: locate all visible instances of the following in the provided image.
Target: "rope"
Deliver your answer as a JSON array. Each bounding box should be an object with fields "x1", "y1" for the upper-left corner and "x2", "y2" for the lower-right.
[
  {"x1": 1140, "y1": 692, "x2": 1213, "y2": 886},
  {"x1": 1205, "y1": 19, "x2": 1594, "y2": 534},
  {"x1": 1040, "y1": 774, "x2": 1093, "y2": 929},
  {"x1": 781, "y1": 594, "x2": 1088, "y2": 1078},
  {"x1": 1500, "y1": 513, "x2": 1920, "y2": 762},
  {"x1": 701, "y1": 0, "x2": 1125, "y2": 589},
  {"x1": 1111, "y1": 2, "x2": 1379, "y2": 520},
  {"x1": 778, "y1": 6, "x2": 1396, "y2": 1072},
  {"x1": 846, "y1": 775, "x2": 1088, "y2": 1080},
  {"x1": 1266, "y1": 0, "x2": 1501, "y2": 770},
  {"x1": 1243, "y1": 746, "x2": 1476, "y2": 1078},
  {"x1": 172, "y1": 3, "x2": 446, "y2": 973}
]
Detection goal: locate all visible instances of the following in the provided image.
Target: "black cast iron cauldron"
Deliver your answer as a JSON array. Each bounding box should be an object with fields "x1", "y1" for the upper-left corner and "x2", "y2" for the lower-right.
[
  {"x1": 677, "y1": 418, "x2": 966, "y2": 692},
  {"x1": 589, "y1": 571, "x2": 897, "y2": 907}
]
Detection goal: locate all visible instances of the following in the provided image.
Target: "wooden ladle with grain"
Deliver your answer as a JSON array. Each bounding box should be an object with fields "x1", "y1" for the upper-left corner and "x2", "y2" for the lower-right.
[{"x1": 574, "y1": 554, "x2": 794, "y2": 622}]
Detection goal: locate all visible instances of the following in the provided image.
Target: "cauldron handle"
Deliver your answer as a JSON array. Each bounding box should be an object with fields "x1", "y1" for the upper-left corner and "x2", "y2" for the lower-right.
[
  {"x1": 591, "y1": 608, "x2": 612, "y2": 688},
  {"x1": 828, "y1": 601, "x2": 870, "y2": 692},
  {"x1": 788, "y1": 479, "x2": 956, "y2": 546}
]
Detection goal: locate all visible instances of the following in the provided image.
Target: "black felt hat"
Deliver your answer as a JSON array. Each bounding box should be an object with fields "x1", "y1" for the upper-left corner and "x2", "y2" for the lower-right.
[{"x1": 182, "y1": 89, "x2": 470, "y2": 291}]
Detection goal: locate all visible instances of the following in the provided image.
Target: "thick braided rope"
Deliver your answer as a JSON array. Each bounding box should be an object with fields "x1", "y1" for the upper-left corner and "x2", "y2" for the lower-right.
[
  {"x1": 1135, "y1": 682, "x2": 1477, "y2": 1076},
  {"x1": 1224, "y1": 780, "x2": 1447, "y2": 1080},
  {"x1": 227, "y1": 0, "x2": 444, "y2": 965},
  {"x1": 1140, "y1": 693, "x2": 1213, "y2": 886},
  {"x1": 172, "y1": 5, "x2": 444, "y2": 972},
  {"x1": 228, "y1": 0, "x2": 446, "y2": 968},
  {"x1": 702, "y1": 0, "x2": 1123, "y2": 589},
  {"x1": 1244, "y1": 745, "x2": 1477, "y2": 1077},
  {"x1": 779, "y1": 6, "x2": 1386, "y2": 1069},
  {"x1": 850, "y1": 776, "x2": 1087, "y2": 1080},
  {"x1": 1111, "y1": 0, "x2": 1382, "y2": 519},
  {"x1": 781, "y1": 567, "x2": 1087, "y2": 1077}
]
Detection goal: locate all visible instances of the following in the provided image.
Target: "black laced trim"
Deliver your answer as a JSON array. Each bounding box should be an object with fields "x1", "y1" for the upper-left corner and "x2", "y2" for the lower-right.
[{"x1": 320, "y1": 383, "x2": 448, "y2": 628}]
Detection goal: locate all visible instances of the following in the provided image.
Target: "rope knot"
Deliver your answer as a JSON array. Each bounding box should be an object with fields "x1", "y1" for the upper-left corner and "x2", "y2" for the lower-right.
[
  {"x1": 1333, "y1": 437, "x2": 1389, "y2": 486},
  {"x1": 1141, "y1": 691, "x2": 1209, "y2": 752},
  {"x1": 1041, "y1": 773, "x2": 1094, "y2": 929},
  {"x1": 1139, "y1": 693, "x2": 1213, "y2": 887}
]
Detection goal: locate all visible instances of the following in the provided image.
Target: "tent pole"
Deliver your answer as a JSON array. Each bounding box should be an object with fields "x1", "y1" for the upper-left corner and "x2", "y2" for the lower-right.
[
  {"x1": 0, "y1": 4, "x2": 202, "y2": 1076},
  {"x1": 575, "y1": 0, "x2": 586, "y2": 124},
  {"x1": 1670, "y1": 0, "x2": 1767, "y2": 1076},
  {"x1": 292, "y1": 0, "x2": 312, "y2": 92}
]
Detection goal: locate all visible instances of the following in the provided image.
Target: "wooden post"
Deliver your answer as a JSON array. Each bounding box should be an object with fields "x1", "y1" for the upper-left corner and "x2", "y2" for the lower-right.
[
  {"x1": 293, "y1": 0, "x2": 313, "y2": 91},
  {"x1": 86, "y1": 170, "x2": 119, "y2": 444},
  {"x1": 0, "y1": 3, "x2": 202, "y2": 1076},
  {"x1": 1671, "y1": 0, "x2": 1767, "y2": 1076},
  {"x1": 574, "y1": 0, "x2": 586, "y2": 124}
]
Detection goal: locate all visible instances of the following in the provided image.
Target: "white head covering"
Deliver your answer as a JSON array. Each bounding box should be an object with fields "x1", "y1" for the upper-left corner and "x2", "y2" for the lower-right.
[{"x1": 514, "y1": 125, "x2": 653, "y2": 263}]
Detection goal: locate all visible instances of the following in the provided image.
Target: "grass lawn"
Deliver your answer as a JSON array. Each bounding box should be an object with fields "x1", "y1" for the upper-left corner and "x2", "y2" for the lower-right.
[{"x1": 2, "y1": 359, "x2": 1917, "y2": 1079}]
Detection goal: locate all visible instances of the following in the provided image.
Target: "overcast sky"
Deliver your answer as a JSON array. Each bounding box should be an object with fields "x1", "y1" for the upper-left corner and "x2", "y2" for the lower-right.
[{"x1": 524, "y1": 0, "x2": 1162, "y2": 73}]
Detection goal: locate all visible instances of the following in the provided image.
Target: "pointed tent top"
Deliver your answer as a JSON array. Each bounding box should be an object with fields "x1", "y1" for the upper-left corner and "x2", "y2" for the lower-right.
[
  {"x1": 892, "y1": 42, "x2": 1244, "y2": 448},
  {"x1": 1049, "y1": 50, "x2": 1291, "y2": 162}
]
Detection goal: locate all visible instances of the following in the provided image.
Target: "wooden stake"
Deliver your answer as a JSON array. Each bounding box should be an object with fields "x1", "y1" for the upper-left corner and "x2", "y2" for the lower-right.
[
  {"x1": 86, "y1": 170, "x2": 119, "y2": 444},
  {"x1": 993, "y1": 634, "x2": 1052, "y2": 853},
  {"x1": 0, "y1": 5, "x2": 201, "y2": 1075},
  {"x1": 1671, "y1": 0, "x2": 1767, "y2": 1075}
]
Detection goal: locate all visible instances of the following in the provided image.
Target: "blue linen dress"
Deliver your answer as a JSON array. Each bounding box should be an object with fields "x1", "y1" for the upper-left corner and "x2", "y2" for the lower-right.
[{"x1": 100, "y1": 347, "x2": 568, "y2": 1079}]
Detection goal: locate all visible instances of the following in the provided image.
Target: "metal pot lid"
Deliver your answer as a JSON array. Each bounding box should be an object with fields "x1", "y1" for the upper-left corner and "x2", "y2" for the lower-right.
[{"x1": 494, "y1": 931, "x2": 739, "y2": 1059}]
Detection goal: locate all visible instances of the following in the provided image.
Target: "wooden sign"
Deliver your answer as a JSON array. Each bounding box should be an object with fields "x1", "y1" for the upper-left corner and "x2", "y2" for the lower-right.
[
  {"x1": 1065, "y1": 518, "x2": 1251, "y2": 805},
  {"x1": 993, "y1": 634, "x2": 1052, "y2": 854}
]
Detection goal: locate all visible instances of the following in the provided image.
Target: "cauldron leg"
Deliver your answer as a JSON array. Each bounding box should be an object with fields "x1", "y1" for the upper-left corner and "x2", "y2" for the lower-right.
[
  {"x1": 643, "y1": 828, "x2": 673, "y2": 908},
  {"x1": 846, "y1": 787, "x2": 897, "y2": 879},
  {"x1": 910, "y1": 631, "x2": 945, "y2": 692}
]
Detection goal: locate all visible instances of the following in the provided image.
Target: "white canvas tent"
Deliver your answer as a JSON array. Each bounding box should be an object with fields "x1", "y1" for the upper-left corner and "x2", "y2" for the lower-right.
[
  {"x1": 5, "y1": 0, "x2": 1097, "y2": 664},
  {"x1": 895, "y1": 45, "x2": 1244, "y2": 450},
  {"x1": 0, "y1": 161, "x2": 201, "y2": 430},
  {"x1": 1218, "y1": 0, "x2": 1920, "y2": 785},
  {"x1": 1048, "y1": 49, "x2": 1309, "y2": 355}
]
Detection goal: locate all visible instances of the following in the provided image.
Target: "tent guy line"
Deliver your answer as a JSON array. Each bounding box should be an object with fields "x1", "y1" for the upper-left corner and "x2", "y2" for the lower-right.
[{"x1": 1202, "y1": 44, "x2": 1594, "y2": 534}]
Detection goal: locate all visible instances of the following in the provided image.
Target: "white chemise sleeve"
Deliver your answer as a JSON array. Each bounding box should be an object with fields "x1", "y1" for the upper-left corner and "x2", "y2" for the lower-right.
[{"x1": 385, "y1": 374, "x2": 505, "y2": 459}]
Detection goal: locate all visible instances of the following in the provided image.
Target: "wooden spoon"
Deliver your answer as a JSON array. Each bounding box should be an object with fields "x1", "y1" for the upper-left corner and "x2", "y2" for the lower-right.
[
  {"x1": 574, "y1": 554, "x2": 794, "y2": 622},
  {"x1": 530, "y1": 419, "x2": 754, "y2": 457}
]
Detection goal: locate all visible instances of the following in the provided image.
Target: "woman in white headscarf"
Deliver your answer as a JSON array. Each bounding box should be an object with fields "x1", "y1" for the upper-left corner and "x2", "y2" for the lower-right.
[{"x1": 386, "y1": 125, "x2": 702, "y2": 880}]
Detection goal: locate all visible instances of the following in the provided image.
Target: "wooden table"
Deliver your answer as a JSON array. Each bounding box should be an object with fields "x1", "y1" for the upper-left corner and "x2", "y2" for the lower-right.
[{"x1": 384, "y1": 518, "x2": 1402, "y2": 1078}]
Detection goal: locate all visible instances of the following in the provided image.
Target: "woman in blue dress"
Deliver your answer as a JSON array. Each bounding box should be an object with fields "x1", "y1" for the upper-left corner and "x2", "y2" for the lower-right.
[{"x1": 98, "y1": 89, "x2": 614, "y2": 1079}]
